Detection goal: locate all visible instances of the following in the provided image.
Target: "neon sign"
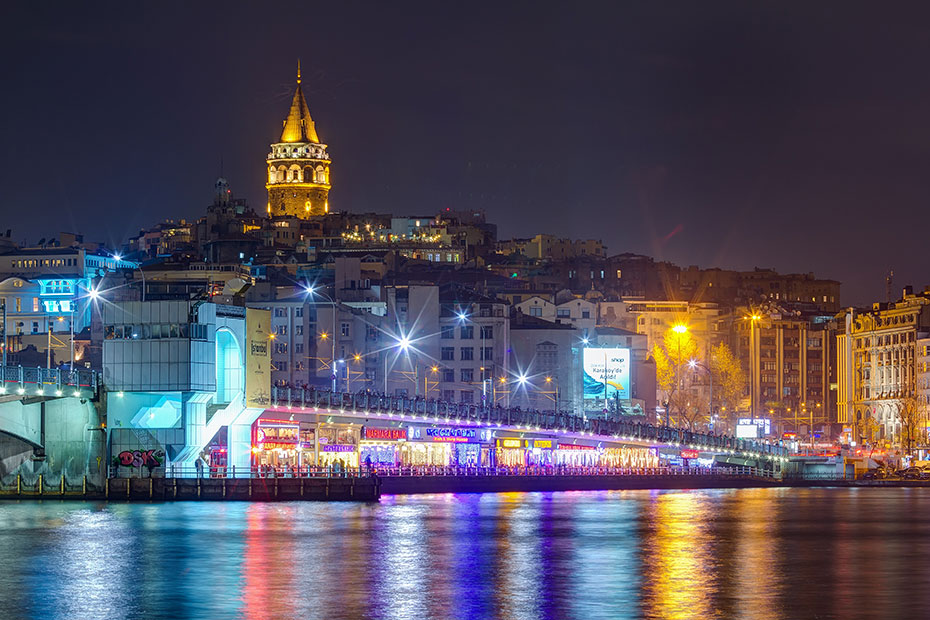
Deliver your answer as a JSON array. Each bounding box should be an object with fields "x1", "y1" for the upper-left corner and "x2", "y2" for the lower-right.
[
  {"x1": 499, "y1": 438, "x2": 522, "y2": 448},
  {"x1": 321, "y1": 444, "x2": 356, "y2": 453},
  {"x1": 558, "y1": 444, "x2": 595, "y2": 451},
  {"x1": 426, "y1": 428, "x2": 476, "y2": 439},
  {"x1": 362, "y1": 427, "x2": 407, "y2": 440},
  {"x1": 681, "y1": 449, "x2": 699, "y2": 459},
  {"x1": 256, "y1": 442, "x2": 300, "y2": 451}
]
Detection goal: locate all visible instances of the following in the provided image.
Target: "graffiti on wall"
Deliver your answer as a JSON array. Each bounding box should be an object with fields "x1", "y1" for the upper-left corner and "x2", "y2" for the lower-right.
[{"x1": 113, "y1": 449, "x2": 165, "y2": 468}]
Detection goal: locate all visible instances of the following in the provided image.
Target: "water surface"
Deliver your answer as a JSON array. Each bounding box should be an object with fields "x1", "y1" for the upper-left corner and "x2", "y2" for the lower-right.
[{"x1": 0, "y1": 488, "x2": 926, "y2": 619}]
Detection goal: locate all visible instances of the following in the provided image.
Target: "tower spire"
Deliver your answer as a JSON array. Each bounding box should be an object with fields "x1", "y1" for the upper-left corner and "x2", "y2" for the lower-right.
[{"x1": 279, "y1": 61, "x2": 318, "y2": 143}]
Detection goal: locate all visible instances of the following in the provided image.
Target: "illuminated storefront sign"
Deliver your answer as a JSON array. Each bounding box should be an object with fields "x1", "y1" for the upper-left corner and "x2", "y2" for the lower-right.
[
  {"x1": 495, "y1": 439, "x2": 555, "y2": 449},
  {"x1": 362, "y1": 427, "x2": 407, "y2": 441},
  {"x1": 426, "y1": 428, "x2": 476, "y2": 440},
  {"x1": 582, "y1": 347, "x2": 630, "y2": 400},
  {"x1": 407, "y1": 426, "x2": 479, "y2": 443},
  {"x1": 681, "y1": 449, "x2": 699, "y2": 459},
  {"x1": 257, "y1": 442, "x2": 299, "y2": 450},
  {"x1": 558, "y1": 444, "x2": 596, "y2": 451},
  {"x1": 255, "y1": 420, "x2": 299, "y2": 448},
  {"x1": 321, "y1": 444, "x2": 356, "y2": 453}
]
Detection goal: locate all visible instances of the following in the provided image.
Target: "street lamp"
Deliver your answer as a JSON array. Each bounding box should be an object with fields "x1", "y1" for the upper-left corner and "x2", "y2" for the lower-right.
[
  {"x1": 688, "y1": 358, "x2": 713, "y2": 429},
  {"x1": 544, "y1": 375, "x2": 560, "y2": 412},
  {"x1": 384, "y1": 332, "x2": 417, "y2": 396},
  {"x1": 306, "y1": 285, "x2": 337, "y2": 391},
  {"x1": 745, "y1": 313, "x2": 762, "y2": 418}
]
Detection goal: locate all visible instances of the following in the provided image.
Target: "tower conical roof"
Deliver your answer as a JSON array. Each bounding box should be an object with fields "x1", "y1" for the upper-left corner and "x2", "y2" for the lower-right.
[{"x1": 280, "y1": 61, "x2": 320, "y2": 143}]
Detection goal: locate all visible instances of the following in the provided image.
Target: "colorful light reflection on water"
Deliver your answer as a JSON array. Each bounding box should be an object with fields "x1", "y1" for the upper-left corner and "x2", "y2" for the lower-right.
[{"x1": 0, "y1": 488, "x2": 929, "y2": 619}]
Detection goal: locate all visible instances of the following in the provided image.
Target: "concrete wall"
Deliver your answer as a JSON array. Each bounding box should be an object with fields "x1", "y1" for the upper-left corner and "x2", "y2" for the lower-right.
[{"x1": 0, "y1": 396, "x2": 105, "y2": 485}]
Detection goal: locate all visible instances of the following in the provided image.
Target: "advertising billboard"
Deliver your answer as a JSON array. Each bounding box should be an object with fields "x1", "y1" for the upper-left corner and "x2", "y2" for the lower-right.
[
  {"x1": 245, "y1": 308, "x2": 272, "y2": 408},
  {"x1": 582, "y1": 347, "x2": 630, "y2": 400}
]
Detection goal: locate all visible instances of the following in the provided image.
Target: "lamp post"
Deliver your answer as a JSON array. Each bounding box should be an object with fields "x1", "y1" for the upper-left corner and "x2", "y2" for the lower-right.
[
  {"x1": 671, "y1": 324, "x2": 689, "y2": 425},
  {"x1": 113, "y1": 254, "x2": 145, "y2": 302},
  {"x1": 544, "y1": 376, "x2": 560, "y2": 412},
  {"x1": 688, "y1": 359, "x2": 713, "y2": 429},
  {"x1": 745, "y1": 313, "x2": 762, "y2": 419},
  {"x1": 384, "y1": 334, "x2": 415, "y2": 397},
  {"x1": 306, "y1": 285, "x2": 337, "y2": 391}
]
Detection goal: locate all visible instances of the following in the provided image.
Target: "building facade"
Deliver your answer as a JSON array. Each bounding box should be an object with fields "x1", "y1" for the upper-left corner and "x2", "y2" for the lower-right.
[{"x1": 837, "y1": 288, "x2": 930, "y2": 447}]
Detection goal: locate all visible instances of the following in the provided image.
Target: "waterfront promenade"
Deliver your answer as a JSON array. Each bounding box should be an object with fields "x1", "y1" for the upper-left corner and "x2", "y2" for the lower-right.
[{"x1": 0, "y1": 465, "x2": 821, "y2": 502}]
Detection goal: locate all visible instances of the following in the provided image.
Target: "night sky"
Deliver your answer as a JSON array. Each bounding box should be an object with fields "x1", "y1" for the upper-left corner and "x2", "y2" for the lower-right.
[{"x1": 3, "y1": 1, "x2": 930, "y2": 305}]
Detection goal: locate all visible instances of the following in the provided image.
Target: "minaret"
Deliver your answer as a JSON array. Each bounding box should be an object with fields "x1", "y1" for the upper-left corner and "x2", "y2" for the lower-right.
[{"x1": 266, "y1": 61, "x2": 331, "y2": 218}]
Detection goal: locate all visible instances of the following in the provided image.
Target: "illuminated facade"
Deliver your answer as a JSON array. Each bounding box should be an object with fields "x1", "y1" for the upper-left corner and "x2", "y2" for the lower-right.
[
  {"x1": 837, "y1": 287, "x2": 930, "y2": 446},
  {"x1": 266, "y1": 63, "x2": 331, "y2": 219}
]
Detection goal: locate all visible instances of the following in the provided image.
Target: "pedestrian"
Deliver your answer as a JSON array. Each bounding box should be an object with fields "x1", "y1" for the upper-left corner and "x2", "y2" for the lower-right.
[
  {"x1": 365, "y1": 454, "x2": 373, "y2": 476},
  {"x1": 195, "y1": 457, "x2": 203, "y2": 478}
]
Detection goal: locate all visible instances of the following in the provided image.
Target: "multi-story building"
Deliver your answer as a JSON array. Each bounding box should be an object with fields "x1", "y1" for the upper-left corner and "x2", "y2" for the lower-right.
[
  {"x1": 837, "y1": 287, "x2": 930, "y2": 447},
  {"x1": 626, "y1": 300, "x2": 725, "y2": 362},
  {"x1": 245, "y1": 284, "x2": 383, "y2": 391},
  {"x1": 386, "y1": 284, "x2": 510, "y2": 404},
  {"x1": 735, "y1": 308, "x2": 838, "y2": 435},
  {"x1": 508, "y1": 313, "x2": 581, "y2": 413},
  {"x1": 0, "y1": 246, "x2": 137, "y2": 363},
  {"x1": 515, "y1": 295, "x2": 596, "y2": 336},
  {"x1": 497, "y1": 234, "x2": 606, "y2": 261}
]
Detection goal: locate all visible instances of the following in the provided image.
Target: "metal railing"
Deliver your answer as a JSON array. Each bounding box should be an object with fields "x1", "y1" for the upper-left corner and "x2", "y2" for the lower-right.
[
  {"x1": 0, "y1": 365, "x2": 98, "y2": 397},
  {"x1": 114, "y1": 464, "x2": 775, "y2": 480},
  {"x1": 270, "y1": 386, "x2": 789, "y2": 458}
]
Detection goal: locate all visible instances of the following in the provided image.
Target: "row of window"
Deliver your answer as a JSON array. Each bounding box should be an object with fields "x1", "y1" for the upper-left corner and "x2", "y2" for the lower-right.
[
  {"x1": 273, "y1": 307, "x2": 308, "y2": 318},
  {"x1": 0, "y1": 297, "x2": 40, "y2": 313},
  {"x1": 8, "y1": 258, "x2": 80, "y2": 268},
  {"x1": 440, "y1": 347, "x2": 495, "y2": 361},
  {"x1": 104, "y1": 323, "x2": 209, "y2": 341},
  {"x1": 440, "y1": 325, "x2": 494, "y2": 340}
]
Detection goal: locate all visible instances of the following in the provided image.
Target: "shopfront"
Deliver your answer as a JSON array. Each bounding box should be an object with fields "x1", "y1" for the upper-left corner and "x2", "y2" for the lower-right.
[
  {"x1": 599, "y1": 446, "x2": 659, "y2": 468},
  {"x1": 251, "y1": 418, "x2": 315, "y2": 469},
  {"x1": 496, "y1": 438, "x2": 526, "y2": 467},
  {"x1": 555, "y1": 443, "x2": 599, "y2": 466},
  {"x1": 495, "y1": 438, "x2": 558, "y2": 467},
  {"x1": 360, "y1": 426, "x2": 407, "y2": 466},
  {"x1": 317, "y1": 424, "x2": 360, "y2": 468},
  {"x1": 402, "y1": 426, "x2": 492, "y2": 466}
]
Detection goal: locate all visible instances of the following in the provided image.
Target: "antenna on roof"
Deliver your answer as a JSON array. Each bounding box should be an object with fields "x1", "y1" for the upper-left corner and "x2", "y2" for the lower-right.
[{"x1": 886, "y1": 269, "x2": 894, "y2": 303}]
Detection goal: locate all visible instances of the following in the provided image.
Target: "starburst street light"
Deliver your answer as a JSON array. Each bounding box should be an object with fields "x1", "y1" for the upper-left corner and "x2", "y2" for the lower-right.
[{"x1": 305, "y1": 283, "x2": 338, "y2": 391}]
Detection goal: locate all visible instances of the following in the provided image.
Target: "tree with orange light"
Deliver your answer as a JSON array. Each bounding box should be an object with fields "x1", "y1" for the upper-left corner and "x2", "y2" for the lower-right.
[{"x1": 652, "y1": 324, "x2": 698, "y2": 426}]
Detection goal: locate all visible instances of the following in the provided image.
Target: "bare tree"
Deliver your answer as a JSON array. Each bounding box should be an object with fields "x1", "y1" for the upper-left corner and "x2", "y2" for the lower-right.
[{"x1": 897, "y1": 397, "x2": 926, "y2": 457}]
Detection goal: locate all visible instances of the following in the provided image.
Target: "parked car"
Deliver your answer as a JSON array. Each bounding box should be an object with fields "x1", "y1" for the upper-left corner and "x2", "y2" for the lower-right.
[
  {"x1": 862, "y1": 468, "x2": 890, "y2": 480},
  {"x1": 902, "y1": 467, "x2": 923, "y2": 479}
]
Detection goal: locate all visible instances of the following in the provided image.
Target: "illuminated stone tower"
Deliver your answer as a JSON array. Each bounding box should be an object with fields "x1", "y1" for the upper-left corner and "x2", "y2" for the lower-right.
[{"x1": 266, "y1": 62, "x2": 331, "y2": 218}]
